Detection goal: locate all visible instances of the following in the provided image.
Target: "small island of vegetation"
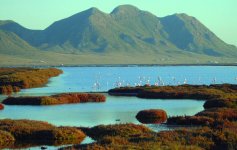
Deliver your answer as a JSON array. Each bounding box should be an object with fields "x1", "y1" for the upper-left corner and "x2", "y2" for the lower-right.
[
  {"x1": 56, "y1": 84, "x2": 233, "y2": 149},
  {"x1": 0, "y1": 119, "x2": 86, "y2": 149},
  {"x1": 2, "y1": 93, "x2": 106, "y2": 105},
  {"x1": 0, "y1": 68, "x2": 63, "y2": 95},
  {"x1": 136, "y1": 109, "x2": 167, "y2": 124},
  {"x1": 108, "y1": 84, "x2": 237, "y2": 101}
]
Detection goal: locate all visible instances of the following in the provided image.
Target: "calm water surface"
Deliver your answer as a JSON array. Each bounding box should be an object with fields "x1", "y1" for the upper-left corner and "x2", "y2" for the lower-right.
[
  {"x1": 1, "y1": 66, "x2": 237, "y2": 127},
  {"x1": 18, "y1": 66, "x2": 237, "y2": 94},
  {"x1": 0, "y1": 66, "x2": 236, "y2": 149},
  {"x1": 0, "y1": 94, "x2": 204, "y2": 128}
]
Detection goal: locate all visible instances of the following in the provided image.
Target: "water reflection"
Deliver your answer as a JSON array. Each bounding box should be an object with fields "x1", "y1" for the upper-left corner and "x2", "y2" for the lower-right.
[
  {"x1": 0, "y1": 94, "x2": 204, "y2": 127},
  {"x1": 2, "y1": 66, "x2": 228, "y2": 149}
]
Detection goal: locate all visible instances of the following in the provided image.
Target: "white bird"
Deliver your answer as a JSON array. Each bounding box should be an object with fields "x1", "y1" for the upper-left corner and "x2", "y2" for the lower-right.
[
  {"x1": 183, "y1": 78, "x2": 187, "y2": 84},
  {"x1": 92, "y1": 81, "x2": 100, "y2": 90}
]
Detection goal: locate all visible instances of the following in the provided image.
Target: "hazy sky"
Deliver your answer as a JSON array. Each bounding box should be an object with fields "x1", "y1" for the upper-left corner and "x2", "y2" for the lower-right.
[{"x1": 0, "y1": 0, "x2": 236, "y2": 46}]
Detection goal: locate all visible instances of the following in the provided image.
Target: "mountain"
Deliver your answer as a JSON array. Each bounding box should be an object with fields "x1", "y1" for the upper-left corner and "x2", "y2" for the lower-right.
[
  {"x1": 40, "y1": 5, "x2": 181, "y2": 54},
  {"x1": 0, "y1": 20, "x2": 42, "y2": 46},
  {"x1": 160, "y1": 14, "x2": 237, "y2": 57},
  {"x1": 0, "y1": 29, "x2": 67, "y2": 65},
  {"x1": 0, "y1": 5, "x2": 237, "y2": 65},
  {"x1": 0, "y1": 29, "x2": 40, "y2": 55}
]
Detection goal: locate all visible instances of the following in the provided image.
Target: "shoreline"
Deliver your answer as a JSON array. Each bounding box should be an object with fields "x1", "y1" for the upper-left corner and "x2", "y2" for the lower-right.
[
  {"x1": 0, "y1": 68, "x2": 63, "y2": 95},
  {"x1": 1, "y1": 68, "x2": 237, "y2": 149},
  {"x1": 1, "y1": 63, "x2": 237, "y2": 68}
]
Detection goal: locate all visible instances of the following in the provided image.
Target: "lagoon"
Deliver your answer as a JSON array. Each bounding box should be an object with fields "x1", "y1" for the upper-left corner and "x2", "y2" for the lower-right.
[
  {"x1": 0, "y1": 94, "x2": 204, "y2": 130},
  {"x1": 1, "y1": 66, "x2": 236, "y2": 149},
  {"x1": 1, "y1": 66, "x2": 237, "y2": 128}
]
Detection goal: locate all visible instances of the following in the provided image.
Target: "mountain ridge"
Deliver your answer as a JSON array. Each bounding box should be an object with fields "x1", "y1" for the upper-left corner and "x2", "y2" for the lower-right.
[{"x1": 0, "y1": 5, "x2": 236, "y2": 65}]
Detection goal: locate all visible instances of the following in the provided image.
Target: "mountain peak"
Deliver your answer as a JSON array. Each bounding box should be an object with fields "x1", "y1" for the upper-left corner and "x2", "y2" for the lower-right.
[
  {"x1": 87, "y1": 7, "x2": 101, "y2": 14},
  {"x1": 71, "y1": 7, "x2": 104, "y2": 18},
  {"x1": 111, "y1": 5, "x2": 140, "y2": 15}
]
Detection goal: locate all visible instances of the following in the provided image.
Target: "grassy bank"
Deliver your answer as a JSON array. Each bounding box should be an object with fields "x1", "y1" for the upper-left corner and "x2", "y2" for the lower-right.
[{"x1": 0, "y1": 68, "x2": 62, "y2": 95}]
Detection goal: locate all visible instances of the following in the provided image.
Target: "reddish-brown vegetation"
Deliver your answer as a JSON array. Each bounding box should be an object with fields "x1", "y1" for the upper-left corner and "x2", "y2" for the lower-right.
[
  {"x1": 0, "y1": 85, "x2": 21, "y2": 95},
  {"x1": 110, "y1": 84, "x2": 237, "y2": 126},
  {"x1": 167, "y1": 108, "x2": 237, "y2": 127},
  {"x1": 136, "y1": 109, "x2": 167, "y2": 124},
  {"x1": 109, "y1": 84, "x2": 237, "y2": 101},
  {"x1": 54, "y1": 93, "x2": 106, "y2": 103},
  {"x1": 157, "y1": 127, "x2": 215, "y2": 149},
  {"x1": 85, "y1": 123, "x2": 154, "y2": 140},
  {"x1": 0, "y1": 130, "x2": 15, "y2": 148},
  {"x1": 61, "y1": 122, "x2": 237, "y2": 150},
  {"x1": 157, "y1": 125, "x2": 236, "y2": 150},
  {"x1": 1, "y1": 81, "x2": 236, "y2": 149},
  {"x1": 196, "y1": 108, "x2": 237, "y2": 121},
  {"x1": 0, "y1": 103, "x2": 4, "y2": 110},
  {"x1": 204, "y1": 99, "x2": 237, "y2": 109},
  {"x1": 167, "y1": 116, "x2": 214, "y2": 126},
  {"x1": 2, "y1": 93, "x2": 106, "y2": 105},
  {"x1": 97, "y1": 84, "x2": 237, "y2": 149},
  {"x1": 0, "y1": 68, "x2": 62, "y2": 95},
  {"x1": 0, "y1": 119, "x2": 86, "y2": 148}
]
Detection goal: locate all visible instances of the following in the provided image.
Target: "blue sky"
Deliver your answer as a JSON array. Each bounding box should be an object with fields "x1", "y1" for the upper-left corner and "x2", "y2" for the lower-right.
[{"x1": 0, "y1": 0, "x2": 236, "y2": 46}]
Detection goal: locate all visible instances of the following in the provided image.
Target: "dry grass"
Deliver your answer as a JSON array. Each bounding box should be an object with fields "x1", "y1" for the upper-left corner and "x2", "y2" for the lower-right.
[{"x1": 3, "y1": 93, "x2": 106, "y2": 105}]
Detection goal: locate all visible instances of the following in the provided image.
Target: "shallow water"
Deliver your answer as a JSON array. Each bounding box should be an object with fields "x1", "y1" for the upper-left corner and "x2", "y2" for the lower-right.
[
  {"x1": 0, "y1": 94, "x2": 204, "y2": 128},
  {"x1": 0, "y1": 66, "x2": 236, "y2": 149},
  {"x1": 17, "y1": 66, "x2": 237, "y2": 95}
]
